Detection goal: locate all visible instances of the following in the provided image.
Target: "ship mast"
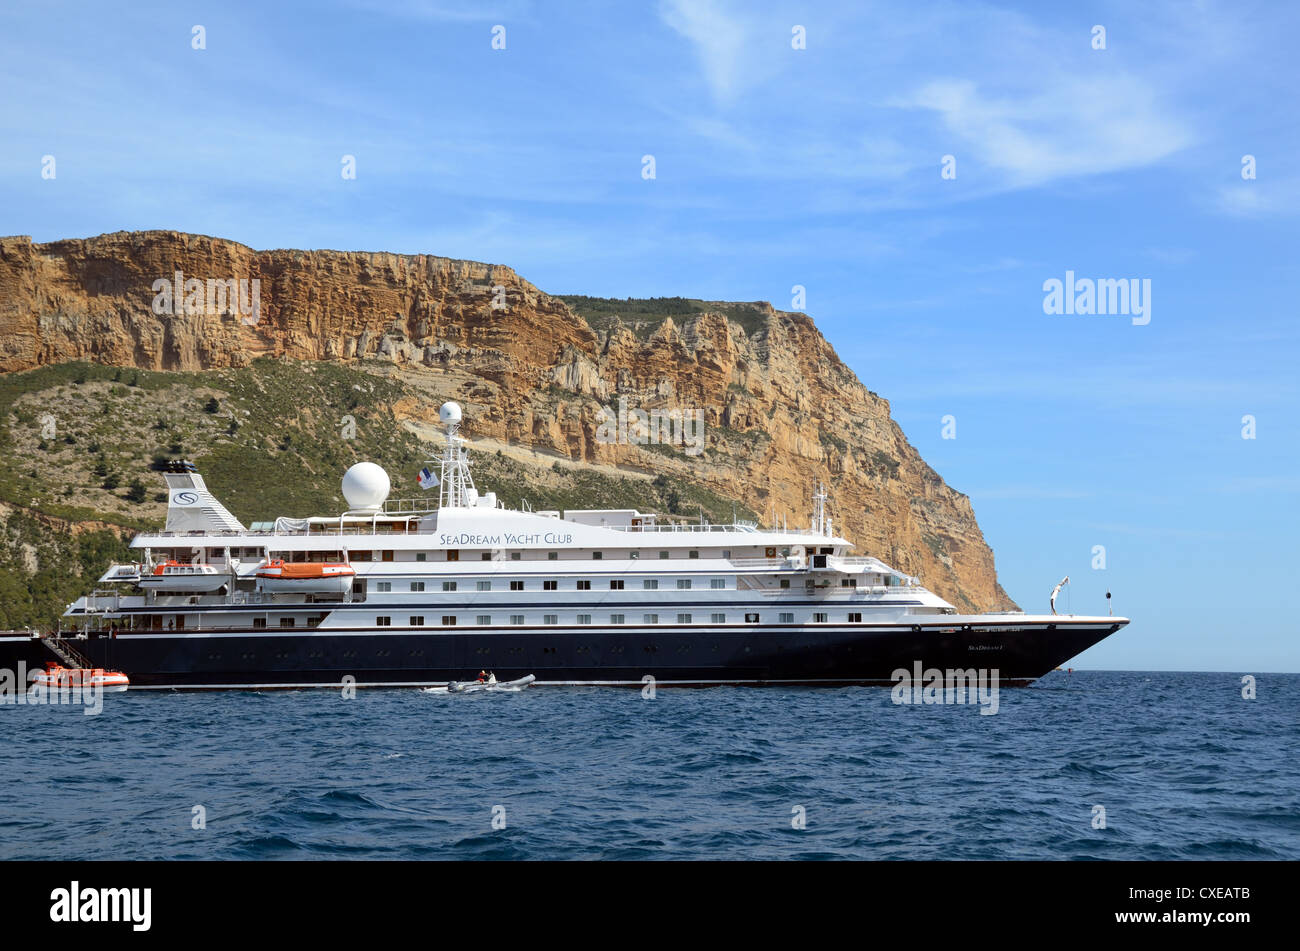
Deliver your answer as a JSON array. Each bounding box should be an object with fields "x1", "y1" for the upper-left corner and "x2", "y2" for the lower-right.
[
  {"x1": 811, "y1": 482, "x2": 830, "y2": 537},
  {"x1": 437, "y1": 402, "x2": 476, "y2": 508}
]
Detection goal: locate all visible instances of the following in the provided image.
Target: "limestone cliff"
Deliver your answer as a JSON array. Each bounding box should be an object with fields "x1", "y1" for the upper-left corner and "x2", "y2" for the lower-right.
[{"x1": 0, "y1": 230, "x2": 1016, "y2": 611}]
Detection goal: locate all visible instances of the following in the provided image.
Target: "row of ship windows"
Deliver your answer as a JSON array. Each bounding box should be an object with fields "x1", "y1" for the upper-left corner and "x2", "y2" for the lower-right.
[
  {"x1": 364, "y1": 612, "x2": 866, "y2": 626},
  {"x1": 221, "y1": 549, "x2": 719, "y2": 561},
  {"x1": 372, "y1": 578, "x2": 730, "y2": 592}
]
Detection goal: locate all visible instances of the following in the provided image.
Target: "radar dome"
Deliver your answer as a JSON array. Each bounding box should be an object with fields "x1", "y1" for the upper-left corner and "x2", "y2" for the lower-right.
[
  {"x1": 439, "y1": 401, "x2": 462, "y2": 425},
  {"x1": 342, "y1": 462, "x2": 390, "y2": 511}
]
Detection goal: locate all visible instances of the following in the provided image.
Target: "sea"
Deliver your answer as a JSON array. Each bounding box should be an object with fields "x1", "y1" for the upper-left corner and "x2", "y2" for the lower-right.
[{"x1": 1, "y1": 670, "x2": 1296, "y2": 860}]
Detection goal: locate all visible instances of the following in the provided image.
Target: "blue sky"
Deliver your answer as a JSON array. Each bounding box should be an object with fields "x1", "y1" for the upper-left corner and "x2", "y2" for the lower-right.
[{"x1": 2, "y1": 1, "x2": 1297, "y2": 670}]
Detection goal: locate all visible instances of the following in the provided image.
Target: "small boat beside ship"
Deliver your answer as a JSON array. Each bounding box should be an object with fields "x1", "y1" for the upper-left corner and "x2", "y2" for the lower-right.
[
  {"x1": 30, "y1": 662, "x2": 130, "y2": 694},
  {"x1": 427, "y1": 673, "x2": 536, "y2": 695}
]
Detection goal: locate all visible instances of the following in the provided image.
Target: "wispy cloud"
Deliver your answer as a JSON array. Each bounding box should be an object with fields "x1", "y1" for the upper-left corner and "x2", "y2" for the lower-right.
[
  {"x1": 897, "y1": 75, "x2": 1193, "y2": 187},
  {"x1": 657, "y1": 0, "x2": 762, "y2": 105},
  {"x1": 1214, "y1": 178, "x2": 1300, "y2": 218}
]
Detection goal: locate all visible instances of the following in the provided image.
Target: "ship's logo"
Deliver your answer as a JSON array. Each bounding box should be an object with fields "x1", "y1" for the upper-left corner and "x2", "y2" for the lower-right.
[{"x1": 172, "y1": 491, "x2": 199, "y2": 506}]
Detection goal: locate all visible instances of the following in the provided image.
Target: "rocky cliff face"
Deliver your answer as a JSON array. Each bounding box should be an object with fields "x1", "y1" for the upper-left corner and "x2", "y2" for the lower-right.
[{"x1": 0, "y1": 230, "x2": 1015, "y2": 611}]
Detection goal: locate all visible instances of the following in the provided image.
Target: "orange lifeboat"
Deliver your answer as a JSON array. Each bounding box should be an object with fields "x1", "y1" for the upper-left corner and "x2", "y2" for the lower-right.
[
  {"x1": 254, "y1": 559, "x2": 355, "y2": 594},
  {"x1": 31, "y1": 663, "x2": 130, "y2": 693}
]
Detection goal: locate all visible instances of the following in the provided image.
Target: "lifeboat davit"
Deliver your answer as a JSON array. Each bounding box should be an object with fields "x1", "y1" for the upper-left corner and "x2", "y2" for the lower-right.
[
  {"x1": 138, "y1": 560, "x2": 228, "y2": 593},
  {"x1": 30, "y1": 663, "x2": 130, "y2": 693},
  {"x1": 255, "y1": 559, "x2": 355, "y2": 594}
]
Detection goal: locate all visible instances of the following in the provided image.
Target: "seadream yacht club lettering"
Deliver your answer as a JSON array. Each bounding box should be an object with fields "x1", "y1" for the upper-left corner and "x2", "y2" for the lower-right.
[{"x1": 439, "y1": 531, "x2": 574, "y2": 547}]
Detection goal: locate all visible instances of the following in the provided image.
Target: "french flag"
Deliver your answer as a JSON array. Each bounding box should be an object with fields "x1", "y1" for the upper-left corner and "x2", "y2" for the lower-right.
[{"x1": 418, "y1": 467, "x2": 439, "y2": 490}]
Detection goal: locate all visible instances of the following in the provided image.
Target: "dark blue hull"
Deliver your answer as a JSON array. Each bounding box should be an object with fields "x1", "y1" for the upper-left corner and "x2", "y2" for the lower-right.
[{"x1": 1, "y1": 619, "x2": 1125, "y2": 688}]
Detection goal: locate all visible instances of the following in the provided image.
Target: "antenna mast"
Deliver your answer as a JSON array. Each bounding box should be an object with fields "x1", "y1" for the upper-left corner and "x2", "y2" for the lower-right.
[
  {"x1": 812, "y1": 482, "x2": 829, "y2": 536},
  {"x1": 437, "y1": 403, "x2": 476, "y2": 508}
]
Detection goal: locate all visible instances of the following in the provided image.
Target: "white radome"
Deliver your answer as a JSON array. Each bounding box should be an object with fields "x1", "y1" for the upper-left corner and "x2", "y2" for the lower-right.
[
  {"x1": 439, "y1": 401, "x2": 462, "y2": 426},
  {"x1": 341, "y1": 461, "x2": 391, "y2": 511}
]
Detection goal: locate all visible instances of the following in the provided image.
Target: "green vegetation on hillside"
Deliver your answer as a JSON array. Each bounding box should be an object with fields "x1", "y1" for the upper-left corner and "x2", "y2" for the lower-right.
[
  {"x1": 0, "y1": 358, "x2": 757, "y2": 627},
  {"x1": 0, "y1": 511, "x2": 128, "y2": 630},
  {"x1": 559, "y1": 295, "x2": 775, "y2": 340}
]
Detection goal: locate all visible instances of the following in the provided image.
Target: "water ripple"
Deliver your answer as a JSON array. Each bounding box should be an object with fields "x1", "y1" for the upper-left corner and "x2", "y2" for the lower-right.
[{"x1": 0, "y1": 671, "x2": 1296, "y2": 859}]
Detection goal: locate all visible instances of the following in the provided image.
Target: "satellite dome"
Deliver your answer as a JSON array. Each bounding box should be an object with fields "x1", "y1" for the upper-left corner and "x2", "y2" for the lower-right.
[
  {"x1": 439, "y1": 401, "x2": 462, "y2": 425},
  {"x1": 341, "y1": 462, "x2": 390, "y2": 511}
]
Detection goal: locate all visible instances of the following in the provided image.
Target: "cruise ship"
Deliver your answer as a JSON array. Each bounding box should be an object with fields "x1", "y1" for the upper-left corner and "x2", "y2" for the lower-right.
[{"x1": 0, "y1": 402, "x2": 1127, "y2": 689}]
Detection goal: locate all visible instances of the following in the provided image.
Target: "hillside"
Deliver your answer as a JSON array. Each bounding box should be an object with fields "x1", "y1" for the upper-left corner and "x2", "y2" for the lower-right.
[{"x1": 0, "y1": 230, "x2": 1016, "y2": 626}]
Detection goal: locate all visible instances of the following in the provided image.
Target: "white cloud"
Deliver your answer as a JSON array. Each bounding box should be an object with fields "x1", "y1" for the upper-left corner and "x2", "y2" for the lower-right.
[
  {"x1": 1214, "y1": 178, "x2": 1300, "y2": 218},
  {"x1": 657, "y1": 0, "x2": 765, "y2": 105},
  {"x1": 900, "y1": 75, "x2": 1193, "y2": 186}
]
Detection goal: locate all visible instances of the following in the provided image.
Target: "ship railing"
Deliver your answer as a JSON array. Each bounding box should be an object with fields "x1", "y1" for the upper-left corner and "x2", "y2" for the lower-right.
[
  {"x1": 608, "y1": 523, "x2": 815, "y2": 534},
  {"x1": 742, "y1": 583, "x2": 927, "y2": 596},
  {"x1": 852, "y1": 585, "x2": 928, "y2": 595},
  {"x1": 607, "y1": 523, "x2": 739, "y2": 533},
  {"x1": 270, "y1": 525, "x2": 422, "y2": 537},
  {"x1": 830, "y1": 556, "x2": 891, "y2": 568},
  {"x1": 79, "y1": 591, "x2": 122, "y2": 614},
  {"x1": 728, "y1": 557, "x2": 791, "y2": 569},
  {"x1": 382, "y1": 498, "x2": 441, "y2": 515}
]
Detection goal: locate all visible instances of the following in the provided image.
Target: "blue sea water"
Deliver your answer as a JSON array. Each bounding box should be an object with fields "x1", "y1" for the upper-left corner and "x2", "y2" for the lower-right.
[{"x1": 1, "y1": 671, "x2": 1296, "y2": 860}]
